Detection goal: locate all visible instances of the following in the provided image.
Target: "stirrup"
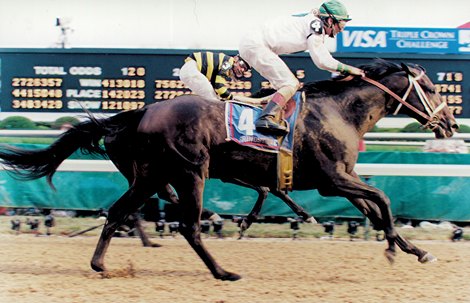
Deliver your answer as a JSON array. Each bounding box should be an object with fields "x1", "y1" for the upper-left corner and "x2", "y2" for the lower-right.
[{"x1": 255, "y1": 117, "x2": 288, "y2": 136}]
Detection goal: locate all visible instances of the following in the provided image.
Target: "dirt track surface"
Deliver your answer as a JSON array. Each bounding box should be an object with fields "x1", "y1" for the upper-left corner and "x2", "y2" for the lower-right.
[{"x1": 1, "y1": 234, "x2": 470, "y2": 303}]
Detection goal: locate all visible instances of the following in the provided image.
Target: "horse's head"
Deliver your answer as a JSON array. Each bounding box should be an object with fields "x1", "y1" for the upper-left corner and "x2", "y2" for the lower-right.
[
  {"x1": 401, "y1": 63, "x2": 458, "y2": 138},
  {"x1": 366, "y1": 61, "x2": 458, "y2": 139}
]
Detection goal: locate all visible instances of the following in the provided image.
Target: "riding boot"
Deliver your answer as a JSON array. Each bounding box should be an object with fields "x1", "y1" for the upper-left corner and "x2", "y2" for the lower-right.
[{"x1": 255, "y1": 93, "x2": 288, "y2": 136}]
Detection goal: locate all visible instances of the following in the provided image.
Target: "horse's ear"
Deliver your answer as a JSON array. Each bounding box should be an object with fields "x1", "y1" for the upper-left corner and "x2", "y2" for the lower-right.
[{"x1": 400, "y1": 63, "x2": 413, "y2": 76}]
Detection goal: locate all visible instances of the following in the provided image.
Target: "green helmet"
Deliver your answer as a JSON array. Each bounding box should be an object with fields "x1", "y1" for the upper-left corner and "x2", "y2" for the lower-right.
[{"x1": 319, "y1": 0, "x2": 351, "y2": 22}]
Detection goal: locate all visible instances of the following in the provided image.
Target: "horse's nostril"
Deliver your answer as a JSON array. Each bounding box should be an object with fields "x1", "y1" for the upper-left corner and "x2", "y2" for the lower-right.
[{"x1": 452, "y1": 124, "x2": 459, "y2": 130}]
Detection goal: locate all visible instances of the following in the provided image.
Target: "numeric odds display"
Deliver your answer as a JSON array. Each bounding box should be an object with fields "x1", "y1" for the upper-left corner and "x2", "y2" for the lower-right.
[{"x1": 0, "y1": 49, "x2": 468, "y2": 118}]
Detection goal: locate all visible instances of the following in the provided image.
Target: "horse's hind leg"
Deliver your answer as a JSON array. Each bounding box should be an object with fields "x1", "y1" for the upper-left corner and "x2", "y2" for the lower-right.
[
  {"x1": 175, "y1": 173, "x2": 241, "y2": 281},
  {"x1": 91, "y1": 182, "x2": 155, "y2": 272}
]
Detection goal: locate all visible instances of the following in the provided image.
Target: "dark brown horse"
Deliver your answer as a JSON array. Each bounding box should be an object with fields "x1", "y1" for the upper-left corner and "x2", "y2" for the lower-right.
[{"x1": 0, "y1": 60, "x2": 457, "y2": 281}]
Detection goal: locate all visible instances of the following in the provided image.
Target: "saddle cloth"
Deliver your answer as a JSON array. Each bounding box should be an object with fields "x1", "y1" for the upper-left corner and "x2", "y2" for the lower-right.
[
  {"x1": 225, "y1": 92, "x2": 304, "y2": 191},
  {"x1": 224, "y1": 92, "x2": 303, "y2": 153}
]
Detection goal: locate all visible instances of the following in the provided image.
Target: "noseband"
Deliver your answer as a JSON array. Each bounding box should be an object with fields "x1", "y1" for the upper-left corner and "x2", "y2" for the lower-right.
[{"x1": 362, "y1": 71, "x2": 445, "y2": 130}]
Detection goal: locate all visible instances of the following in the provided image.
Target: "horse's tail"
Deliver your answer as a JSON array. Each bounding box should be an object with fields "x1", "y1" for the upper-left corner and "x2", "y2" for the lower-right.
[{"x1": 0, "y1": 108, "x2": 146, "y2": 189}]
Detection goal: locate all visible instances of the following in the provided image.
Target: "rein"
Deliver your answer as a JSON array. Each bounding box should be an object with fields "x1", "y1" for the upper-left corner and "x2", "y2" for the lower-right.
[{"x1": 361, "y1": 72, "x2": 445, "y2": 130}]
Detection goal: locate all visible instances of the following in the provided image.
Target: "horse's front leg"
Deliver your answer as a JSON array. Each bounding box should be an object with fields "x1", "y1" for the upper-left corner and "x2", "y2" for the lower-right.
[
  {"x1": 242, "y1": 186, "x2": 268, "y2": 232},
  {"x1": 319, "y1": 167, "x2": 398, "y2": 261},
  {"x1": 348, "y1": 172, "x2": 436, "y2": 263},
  {"x1": 271, "y1": 189, "x2": 316, "y2": 223},
  {"x1": 395, "y1": 233, "x2": 437, "y2": 263},
  {"x1": 223, "y1": 178, "x2": 268, "y2": 233},
  {"x1": 132, "y1": 183, "x2": 180, "y2": 248},
  {"x1": 91, "y1": 183, "x2": 153, "y2": 272},
  {"x1": 344, "y1": 188, "x2": 397, "y2": 262},
  {"x1": 130, "y1": 212, "x2": 161, "y2": 248},
  {"x1": 348, "y1": 197, "x2": 434, "y2": 263},
  {"x1": 175, "y1": 173, "x2": 241, "y2": 281},
  {"x1": 158, "y1": 183, "x2": 179, "y2": 204}
]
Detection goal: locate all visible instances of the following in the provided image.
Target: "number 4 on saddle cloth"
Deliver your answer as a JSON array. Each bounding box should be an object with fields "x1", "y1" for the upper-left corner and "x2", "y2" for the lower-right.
[{"x1": 224, "y1": 92, "x2": 304, "y2": 192}]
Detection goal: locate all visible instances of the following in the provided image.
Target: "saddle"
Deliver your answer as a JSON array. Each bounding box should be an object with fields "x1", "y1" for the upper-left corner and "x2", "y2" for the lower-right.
[{"x1": 225, "y1": 92, "x2": 304, "y2": 191}]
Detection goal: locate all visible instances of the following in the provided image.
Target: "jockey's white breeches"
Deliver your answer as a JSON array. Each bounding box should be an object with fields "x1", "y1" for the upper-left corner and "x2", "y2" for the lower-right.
[
  {"x1": 239, "y1": 39, "x2": 300, "y2": 91},
  {"x1": 179, "y1": 60, "x2": 220, "y2": 101}
]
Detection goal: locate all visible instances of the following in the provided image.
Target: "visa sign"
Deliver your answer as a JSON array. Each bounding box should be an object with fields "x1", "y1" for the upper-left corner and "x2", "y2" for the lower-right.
[
  {"x1": 337, "y1": 27, "x2": 462, "y2": 54},
  {"x1": 341, "y1": 30, "x2": 387, "y2": 48}
]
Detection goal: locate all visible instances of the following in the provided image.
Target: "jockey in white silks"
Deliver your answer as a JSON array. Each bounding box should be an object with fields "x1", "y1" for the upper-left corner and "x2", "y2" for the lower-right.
[{"x1": 239, "y1": 0, "x2": 365, "y2": 136}]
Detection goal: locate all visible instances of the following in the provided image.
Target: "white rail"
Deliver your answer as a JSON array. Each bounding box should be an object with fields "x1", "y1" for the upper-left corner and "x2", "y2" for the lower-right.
[
  {"x1": 2, "y1": 160, "x2": 469, "y2": 177},
  {"x1": 364, "y1": 132, "x2": 470, "y2": 141},
  {"x1": 355, "y1": 163, "x2": 470, "y2": 177},
  {"x1": 0, "y1": 130, "x2": 64, "y2": 137},
  {"x1": 0, "y1": 160, "x2": 118, "y2": 172},
  {"x1": 364, "y1": 140, "x2": 470, "y2": 147},
  {"x1": 2, "y1": 130, "x2": 470, "y2": 141}
]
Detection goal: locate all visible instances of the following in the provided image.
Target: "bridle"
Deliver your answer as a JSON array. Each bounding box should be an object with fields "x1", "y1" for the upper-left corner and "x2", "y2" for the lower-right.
[{"x1": 361, "y1": 70, "x2": 446, "y2": 130}]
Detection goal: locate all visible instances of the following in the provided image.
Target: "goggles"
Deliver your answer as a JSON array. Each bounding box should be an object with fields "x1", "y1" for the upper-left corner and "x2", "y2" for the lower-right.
[
  {"x1": 238, "y1": 60, "x2": 249, "y2": 72},
  {"x1": 337, "y1": 20, "x2": 347, "y2": 31}
]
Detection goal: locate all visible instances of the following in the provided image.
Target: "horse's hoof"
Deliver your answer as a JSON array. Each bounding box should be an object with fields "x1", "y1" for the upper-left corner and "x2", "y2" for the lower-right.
[
  {"x1": 384, "y1": 249, "x2": 396, "y2": 265},
  {"x1": 91, "y1": 262, "x2": 106, "y2": 272},
  {"x1": 418, "y1": 252, "x2": 437, "y2": 263},
  {"x1": 305, "y1": 216, "x2": 317, "y2": 224},
  {"x1": 240, "y1": 219, "x2": 251, "y2": 231},
  {"x1": 219, "y1": 272, "x2": 242, "y2": 281}
]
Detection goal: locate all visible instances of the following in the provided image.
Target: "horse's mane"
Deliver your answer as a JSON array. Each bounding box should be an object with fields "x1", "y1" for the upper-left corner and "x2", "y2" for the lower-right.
[
  {"x1": 358, "y1": 59, "x2": 404, "y2": 78},
  {"x1": 302, "y1": 59, "x2": 405, "y2": 97},
  {"x1": 251, "y1": 59, "x2": 422, "y2": 99}
]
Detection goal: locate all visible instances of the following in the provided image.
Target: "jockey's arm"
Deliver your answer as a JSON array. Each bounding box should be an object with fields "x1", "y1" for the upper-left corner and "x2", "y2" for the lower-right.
[
  {"x1": 214, "y1": 75, "x2": 232, "y2": 100},
  {"x1": 216, "y1": 72, "x2": 270, "y2": 105},
  {"x1": 307, "y1": 34, "x2": 364, "y2": 76}
]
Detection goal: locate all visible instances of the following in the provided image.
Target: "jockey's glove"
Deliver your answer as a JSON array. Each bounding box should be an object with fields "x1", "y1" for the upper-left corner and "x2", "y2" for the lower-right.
[
  {"x1": 345, "y1": 65, "x2": 365, "y2": 77},
  {"x1": 338, "y1": 63, "x2": 365, "y2": 77}
]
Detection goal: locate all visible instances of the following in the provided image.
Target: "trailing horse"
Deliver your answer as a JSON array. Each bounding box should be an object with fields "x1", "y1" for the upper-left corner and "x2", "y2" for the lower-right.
[
  {"x1": 131, "y1": 183, "x2": 314, "y2": 247},
  {"x1": 0, "y1": 60, "x2": 457, "y2": 281}
]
